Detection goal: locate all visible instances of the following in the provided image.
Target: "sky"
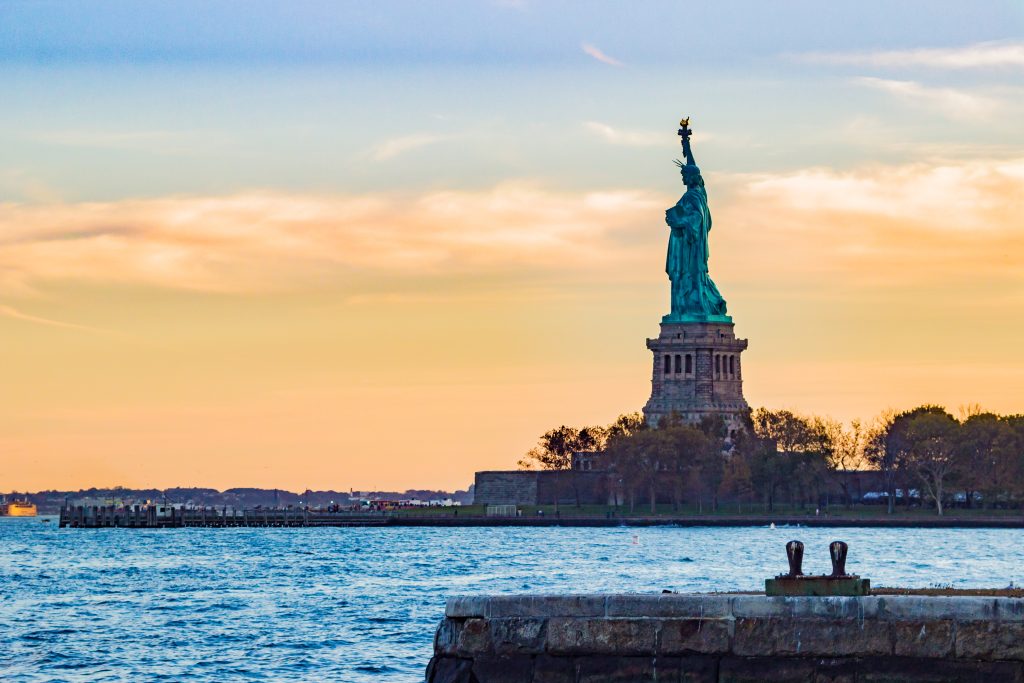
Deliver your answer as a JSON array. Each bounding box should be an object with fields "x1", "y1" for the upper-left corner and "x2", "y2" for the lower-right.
[{"x1": 1, "y1": 1, "x2": 1023, "y2": 492}]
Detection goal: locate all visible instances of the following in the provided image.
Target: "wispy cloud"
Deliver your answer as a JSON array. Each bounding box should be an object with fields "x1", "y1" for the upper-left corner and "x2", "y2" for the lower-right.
[
  {"x1": 799, "y1": 41, "x2": 1024, "y2": 69},
  {"x1": 0, "y1": 304, "x2": 100, "y2": 332},
  {"x1": 739, "y1": 158, "x2": 1024, "y2": 229},
  {"x1": 0, "y1": 185, "x2": 662, "y2": 294},
  {"x1": 369, "y1": 134, "x2": 449, "y2": 161},
  {"x1": 854, "y1": 77, "x2": 999, "y2": 120},
  {"x1": 581, "y1": 42, "x2": 623, "y2": 67},
  {"x1": 714, "y1": 157, "x2": 1024, "y2": 290},
  {"x1": 583, "y1": 121, "x2": 662, "y2": 147}
]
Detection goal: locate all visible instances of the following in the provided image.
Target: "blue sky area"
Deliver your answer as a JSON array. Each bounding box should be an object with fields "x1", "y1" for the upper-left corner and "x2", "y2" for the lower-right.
[{"x1": 2, "y1": 1, "x2": 1022, "y2": 200}]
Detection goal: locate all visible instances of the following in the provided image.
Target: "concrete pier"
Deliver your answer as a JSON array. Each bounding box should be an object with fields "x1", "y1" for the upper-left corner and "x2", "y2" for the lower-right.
[
  {"x1": 427, "y1": 593, "x2": 1024, "y2": 682},
  {"x1": 58, "y1": 504, "x2": 390, "y2": 528}
]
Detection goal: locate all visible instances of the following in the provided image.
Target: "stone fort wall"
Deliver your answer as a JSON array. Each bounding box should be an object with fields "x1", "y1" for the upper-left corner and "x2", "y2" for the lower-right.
[
  {"x1": 473, "y1": 471, "x2": 539, "y2": 506},
  {"x1": 474, "y1": 471, "x2": 608, "y2": 506},
  {"x1": 474, "y1": 469, "x2": 886, "y2": 507}
]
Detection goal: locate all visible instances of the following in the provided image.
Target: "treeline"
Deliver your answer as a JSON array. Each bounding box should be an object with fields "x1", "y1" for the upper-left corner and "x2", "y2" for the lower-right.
[
  {"x1": 518, "y1": 406, "x2": 1024, "y2": 516},
  {"x1": 5, "y1": 486, "x2": 474, "y2": 514}
]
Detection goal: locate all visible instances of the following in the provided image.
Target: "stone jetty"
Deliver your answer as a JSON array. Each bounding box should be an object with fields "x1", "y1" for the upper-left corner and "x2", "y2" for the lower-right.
[{"x1": 427, "y1": 593, "x2": 1024, "y2": 682}]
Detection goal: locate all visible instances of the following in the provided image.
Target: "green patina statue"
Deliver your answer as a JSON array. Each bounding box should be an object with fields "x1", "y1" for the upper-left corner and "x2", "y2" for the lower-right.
[{"x1": 663, "y1": 117, "x2": 731, "y2": 323}]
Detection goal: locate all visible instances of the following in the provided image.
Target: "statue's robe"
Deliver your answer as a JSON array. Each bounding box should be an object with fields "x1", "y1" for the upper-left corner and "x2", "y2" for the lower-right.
[{"x1": 665, "y1": 185, "x2": 727, "y2": 317}]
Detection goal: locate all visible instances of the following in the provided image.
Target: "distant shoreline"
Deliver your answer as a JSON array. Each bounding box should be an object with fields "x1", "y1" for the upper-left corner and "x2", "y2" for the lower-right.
[
  {"x1": 383, "y1": 515, "x2": 1024, "y2": 529},
  {"x1": 48, "y1": 508, "x2": 1024, "y2": 529}
]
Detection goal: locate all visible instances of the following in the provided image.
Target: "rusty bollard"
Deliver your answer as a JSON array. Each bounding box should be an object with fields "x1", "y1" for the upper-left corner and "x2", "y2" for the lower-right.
[
  {"x1": 768, "y1": 540, "x2": 869, "y2": 596},
  {"x1": 786, "y1": 540, "x2": 804, "y2": 577},
  {"x1": 830, "y1": 540, "x2": 849, "y2": 577}
]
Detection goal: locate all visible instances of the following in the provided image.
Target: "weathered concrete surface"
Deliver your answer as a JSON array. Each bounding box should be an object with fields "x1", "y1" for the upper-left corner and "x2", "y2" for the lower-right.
[{"x1": 426, "y1": 594, "x2": 1024, "y2": 682}]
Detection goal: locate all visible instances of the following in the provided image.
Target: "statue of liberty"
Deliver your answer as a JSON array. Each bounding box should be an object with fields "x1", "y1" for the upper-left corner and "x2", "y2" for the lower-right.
[{"x1": 664, "y1": 117, "x2": 730, "y2": 322}]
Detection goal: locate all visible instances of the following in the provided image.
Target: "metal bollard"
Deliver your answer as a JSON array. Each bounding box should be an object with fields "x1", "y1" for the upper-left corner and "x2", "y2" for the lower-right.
[
  {"x1": 786, "y1": 540, "x2": 804, "y2": 577},
  {"x1": 830, "y1": 540, "x2": 849, "y2": 577}
]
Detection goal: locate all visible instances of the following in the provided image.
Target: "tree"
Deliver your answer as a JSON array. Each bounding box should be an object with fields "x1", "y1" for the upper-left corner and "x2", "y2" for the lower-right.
[
  {"x1": 720, "y1": 418, "x2": 756, "y2": 512},
  {"x1": 719, "y1": 451, "x2": 754, "y2": 513},
  {"x1": 600, "y1": 413, "x2": 647, "y2": 509},
  {"x1": 749, "y1": 408, "x2": 833, "y2": 511},
  {"x1": 607, "y1": 412, "x2": 646, "y2": 440},
  {"x1": 694, "y1": 414, "x2": 728, "y2": 512},
  {"x1": 798, "y1": 415, "x2": 836, "y2": 508},
  {"x1": 823, "y1": 418, "x2": 866, "y2": 508},
  {"x1": 864, "y1": 410, "x2": 899, "y2": 514},
  {"x1": 957, "y1": 413, "x2": 1019, "y2": 509},
  {"x1": 657, "y1": 416, "x2": 711, "y2": 512},
  {"x1": 894, "y1": 407, "x2": 960, "y2": 516},
  {"x1": 577, "y1": 425, "x2": 608, "y2": 452},
  {"x1": 605, "y1": 428, "x2": 662, "y2": 513},
  {"x1": 602, "y1": 429, "x2": 633, "y2": 510},
  {"x1": 613, "y1": 427, "x2": 675, "y2": 514},
  {"x1": 1004, "y1": 416, "x2": 1024, "y2": 504},
  {"x1": 517, "y1": 425, "x2": 599, "y2": 510},
  {"x1": 518, "y1": 425, "x2": 581, "y2": 471}
]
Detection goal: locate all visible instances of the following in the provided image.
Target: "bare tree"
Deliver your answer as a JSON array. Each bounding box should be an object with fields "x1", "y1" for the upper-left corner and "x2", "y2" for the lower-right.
[
  {"x1": 825, "y1": 418, "x2": 866, "y2": 507},
  {"x1": 864, "y1": 409, "x2": 898, "y2": 514}
]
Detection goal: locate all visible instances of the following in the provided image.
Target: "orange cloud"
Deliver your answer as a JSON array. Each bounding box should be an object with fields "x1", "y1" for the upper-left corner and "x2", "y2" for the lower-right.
[
  {"x1": 714, "y1": 157, "x2": 1024, "y2": 291},
  {"x1": 0, "y1": 184, "x2": 662, "y2": 294}
]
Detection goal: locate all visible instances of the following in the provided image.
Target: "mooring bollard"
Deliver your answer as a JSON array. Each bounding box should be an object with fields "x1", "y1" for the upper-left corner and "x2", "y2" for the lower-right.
[
  {"x1": 766, "y1": 540, "x2": 870, "y2": 596},
  {"x1": 785, "y1": 540, "x2": 804, "y2": 577},
  {"x1": 830, "y1": 540, "x2": 849, "y2": 577}
]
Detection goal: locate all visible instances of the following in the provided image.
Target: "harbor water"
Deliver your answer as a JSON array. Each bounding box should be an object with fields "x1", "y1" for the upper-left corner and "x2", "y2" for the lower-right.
[{"x1": 3, "y1": 518, "x2": 1022, "y2": 682}]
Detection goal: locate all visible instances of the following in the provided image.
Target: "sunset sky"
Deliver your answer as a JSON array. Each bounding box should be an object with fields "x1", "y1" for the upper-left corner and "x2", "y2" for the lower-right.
[{"x1": 2, "y1": 1, "x2": 1023, "y2": 492}]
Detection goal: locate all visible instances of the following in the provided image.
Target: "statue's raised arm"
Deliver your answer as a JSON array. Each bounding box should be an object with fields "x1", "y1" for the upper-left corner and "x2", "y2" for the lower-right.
[{"x1": 678, "y1": 117, "x2": 696, "y2": 166}]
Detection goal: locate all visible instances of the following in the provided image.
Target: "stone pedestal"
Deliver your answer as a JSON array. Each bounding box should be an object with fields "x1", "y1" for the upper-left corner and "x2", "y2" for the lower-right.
[
  {"x1": 642, "y1": 321, "x2": 749, "y2": 429},
  {"x1": 765, "y1": 576, "x2": 871, "y2": 597}
]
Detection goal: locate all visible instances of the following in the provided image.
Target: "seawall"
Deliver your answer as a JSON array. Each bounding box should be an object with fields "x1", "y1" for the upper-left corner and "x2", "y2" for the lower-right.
[
  {"x1": 59, "y1": 503, "x2": 1024, "y2": 529},
  {"x1": 426, "y1": 593, "x2": 1024, "y2": 682}
]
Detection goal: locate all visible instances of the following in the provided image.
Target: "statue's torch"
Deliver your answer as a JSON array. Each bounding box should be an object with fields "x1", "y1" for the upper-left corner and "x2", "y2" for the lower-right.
[{"x1": 677, "y1": 116, "x2": 694, "y2": 164}]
